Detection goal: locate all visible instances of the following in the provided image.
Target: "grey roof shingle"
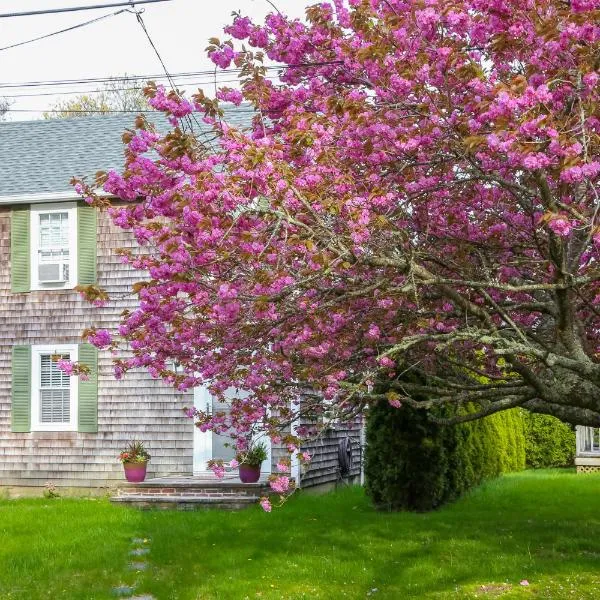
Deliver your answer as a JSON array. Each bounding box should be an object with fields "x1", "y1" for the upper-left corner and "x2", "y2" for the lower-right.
[{"x1": 0, "y1": 109, "x2": 252, "y2": 198}]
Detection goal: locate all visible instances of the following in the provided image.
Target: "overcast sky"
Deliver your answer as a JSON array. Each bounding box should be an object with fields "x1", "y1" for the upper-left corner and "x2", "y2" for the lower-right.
[{"x1": 0, "y1": 0, "x2": 307, "y2": 120}]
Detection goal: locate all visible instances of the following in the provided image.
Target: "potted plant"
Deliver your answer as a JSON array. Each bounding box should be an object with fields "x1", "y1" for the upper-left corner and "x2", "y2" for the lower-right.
[
  {"x1": 119, "y1": 440, "x2": 151, "y2": 483},
  {"x1": 237, "y1": 441, "x2": 268, "y2": 483}
]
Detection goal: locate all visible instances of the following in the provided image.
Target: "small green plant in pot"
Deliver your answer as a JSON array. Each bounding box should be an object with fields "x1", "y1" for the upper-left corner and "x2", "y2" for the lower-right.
[
  {"x1": 237, "y1": 441, "x2": 268, "y2": 483},
  {"x1": 119, "y1": 440, "x2": 151, "y2": 483}
]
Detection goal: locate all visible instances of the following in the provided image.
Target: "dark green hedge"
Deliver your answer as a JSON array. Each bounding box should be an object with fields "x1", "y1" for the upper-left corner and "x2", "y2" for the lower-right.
[
  {"x1": 522, "y1": 411, "x2": 575, "y2": 468},
  {"x1": 364, "y1": 401, "x2": 526, "y2": 512}
]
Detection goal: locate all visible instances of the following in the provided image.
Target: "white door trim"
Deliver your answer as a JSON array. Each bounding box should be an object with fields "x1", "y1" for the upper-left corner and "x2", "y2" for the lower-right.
[{"x1": 193, "y1": 386, "x2": 272, "y2": 475}]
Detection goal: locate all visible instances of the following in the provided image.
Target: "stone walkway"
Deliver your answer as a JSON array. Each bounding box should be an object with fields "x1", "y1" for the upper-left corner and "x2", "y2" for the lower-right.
[{"x1": 111, "y1": 536, "x2": 155, "y2": 599}]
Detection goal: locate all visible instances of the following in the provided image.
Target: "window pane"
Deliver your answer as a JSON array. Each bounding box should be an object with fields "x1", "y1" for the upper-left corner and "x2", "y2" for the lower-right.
[
  {"x1": 40, "y1": 389, "x2": 70, "y2": 423},
  {"x1": 39, "y1": 354, "x2": 70, "y2": 424},
  {"x1": 39, "y1": 212, "x2": 69, "y2": 255}
]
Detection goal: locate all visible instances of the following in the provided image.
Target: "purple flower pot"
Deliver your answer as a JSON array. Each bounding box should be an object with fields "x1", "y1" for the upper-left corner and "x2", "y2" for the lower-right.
[
  {"x1": 238, "y1": 464, "x2": 261, "y2": 483},
  {"x1": 123, "y1": 461, "x2": 148, "y2": 483}
]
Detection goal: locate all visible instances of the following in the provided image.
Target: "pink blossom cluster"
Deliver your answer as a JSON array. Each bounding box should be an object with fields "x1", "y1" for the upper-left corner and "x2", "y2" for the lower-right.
[
  {"x1": 269, "y1": 476, "x2": 291, "y2": 494},
  {"x1": 86, "y1": 329, "x2": 112, "y2": 349}
]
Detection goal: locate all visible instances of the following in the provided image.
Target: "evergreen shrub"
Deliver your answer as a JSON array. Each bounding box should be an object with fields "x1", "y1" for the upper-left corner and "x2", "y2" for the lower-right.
[
  {"x1": 364, "y1": 401, "x2": 526, "y2": 511},
  {"x1": 522, "y1": 411, "x2": 575, "y2": 468}
]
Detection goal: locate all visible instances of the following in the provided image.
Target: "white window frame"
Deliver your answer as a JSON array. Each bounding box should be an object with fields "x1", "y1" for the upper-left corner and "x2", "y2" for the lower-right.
[
  {"x1": 577, "y1": 425, "x2": 600, "y2": 456},
  {"x1": 31, "y1": 344, "x2": 78, "y2": 432},
  {"x1": 30, "y1": 202, "x2": 77, "y2": 291}
]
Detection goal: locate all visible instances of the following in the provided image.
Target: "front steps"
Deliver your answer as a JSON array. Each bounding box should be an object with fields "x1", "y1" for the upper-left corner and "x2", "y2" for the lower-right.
[{"x1": 111, "y1": 475, "x2": 270, "y2": 510}]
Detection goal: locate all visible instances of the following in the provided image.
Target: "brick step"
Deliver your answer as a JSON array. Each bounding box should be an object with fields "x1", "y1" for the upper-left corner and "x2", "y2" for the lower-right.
[
  {"x1": 111, "y1": 494, "x2": 260, "y2": 510},
  {"x1": 116, "y1": 487, "x2": 267, "y2": 497},
  {"x1": 123, "y1": 477, "x2": 269, "y2": 489},
  {"x1": 110, "y1": 476, "x2": 270, "y2": 509}
]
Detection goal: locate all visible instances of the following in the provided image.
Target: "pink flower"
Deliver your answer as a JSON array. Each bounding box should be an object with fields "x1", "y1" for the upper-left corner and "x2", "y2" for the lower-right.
[
  {"x1": 229, "y1": 458, "x2": 239, "y2": 469},
  {"x1": 520, "y1": 580, "x2": 529, "y2": 587},
  {"x1": 276, "y1": 461, "x2": 289, "y2": 473},
  {"x1": 260, "y1": 497, "x2": 272, "y2": 512},
  {"x1": 547, "y1": 217, "x2": 573, "y2": 237},
  {"x1": 270, "y1": 476, "x2": 291, "y2": 494},
  {"x1": 378, "y1": 356, "x2": 395, "y2": 368},
  {"x1": 217, "y1": 88, "x2": 244, "y2": 106},
  {"x1": 56, "y1": 359, "x2": 74, "y2": 376},
  {"x1": 301, "y1": 452, "x2": 311, "y2": 463},
  {"x1": 522, "y1": 154, "x2": 551, "y2": 170},
  {"x1": 583, "y1": 72, "x2": 599, "y2": 90},
  {"x1": 208, "y1": 45, "x2": 236, "y2": 69},
  {"x1": 224, "y1": 16, "x2": 253, "y2": 39},
  {"x1": 209, "y1": 463, "x2": 225, "y2": 478},
  {"x1": 87, "y1": 329, "x2": 112, "y2": 349},
  {"x1": 366, "y1": 324, "x2": 381, "y2": 340}
]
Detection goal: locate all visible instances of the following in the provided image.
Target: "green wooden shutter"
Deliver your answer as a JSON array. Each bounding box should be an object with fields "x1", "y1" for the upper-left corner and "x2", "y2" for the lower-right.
[
  {"x1": 12, "y1": 345, "x2": 31, "y2": 432},
  {"x1": 78, "y1": 343, "x2": 98, "y2": 433},
  {"x1": 77, "y1": 204, "x2": 97, "y2": 285},
  {"x1": 11, "y1": 207, "x2": 30, "y2": 293}
]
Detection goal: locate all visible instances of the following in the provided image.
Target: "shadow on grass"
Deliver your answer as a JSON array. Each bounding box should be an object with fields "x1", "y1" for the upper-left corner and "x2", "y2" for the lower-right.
[{"x1": 131, "y1": 470, "x2": 600, "y2": 600}]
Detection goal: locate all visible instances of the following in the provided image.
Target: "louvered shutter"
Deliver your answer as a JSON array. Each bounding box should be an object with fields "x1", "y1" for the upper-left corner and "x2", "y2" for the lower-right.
[
  {"x1": 11, "y1": 207, "x2": 30, "y2": 293},
  {"x1": 77, "y1": 204, "x2": 97, "y2": 285},
  {"x1": 12, "y1": 346, "x2": 31, "y2": 432},
  {"x1": 78, "y1": 343, "x2": 98, "y2": 433}
]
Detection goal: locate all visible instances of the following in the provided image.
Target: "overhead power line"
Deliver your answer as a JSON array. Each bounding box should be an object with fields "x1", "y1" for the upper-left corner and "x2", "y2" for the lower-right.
[
  {"x1": 4, "y1": 107, "x2": 257, "y2": 114},
  {"x1": 0, "y1": 71, "x2": 222, "y2": 89},
  {"x1": 0, "y1": 77, "x2": 256, "y2": 98},
  {"x1": 0, "y1": 61, "x2": 343, "y2": 90},
  {"x1": 0, "y1": 0, "x2": 172, "y2": 19},
  {"x1": 0, "y1": 8, "x2": 128, "y2": 53},
  {"x1": 7, "y1": 109, "x2": 160, "y2": 113}
]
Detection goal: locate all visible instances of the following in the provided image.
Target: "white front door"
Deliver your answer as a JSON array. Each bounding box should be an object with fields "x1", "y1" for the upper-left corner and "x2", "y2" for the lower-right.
[{"x1": 192, "y1": 386, "x2": 271, "y2": 474}]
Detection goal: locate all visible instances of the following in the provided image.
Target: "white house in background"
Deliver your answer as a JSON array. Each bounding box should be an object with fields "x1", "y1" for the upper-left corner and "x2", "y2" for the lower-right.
[
  {"x1": 0, "y1": 114, "x2": 362, "y2": 496},
  {"x1": 576, "y1": 426, "x2": 600, "y2": 472}
]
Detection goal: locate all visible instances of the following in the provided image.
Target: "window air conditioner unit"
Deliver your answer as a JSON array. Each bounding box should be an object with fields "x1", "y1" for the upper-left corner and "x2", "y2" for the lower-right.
[{"x1": 38, "y1": 262, "x2": 68, "y2": 283}]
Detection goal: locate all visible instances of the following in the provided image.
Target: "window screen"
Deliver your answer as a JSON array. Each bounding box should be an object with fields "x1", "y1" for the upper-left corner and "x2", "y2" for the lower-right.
[{"x1": 39, "y1": 354, "x2": 70, "y2": 424}]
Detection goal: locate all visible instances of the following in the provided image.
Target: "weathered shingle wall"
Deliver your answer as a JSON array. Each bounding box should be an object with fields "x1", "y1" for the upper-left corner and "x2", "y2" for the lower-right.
[
  {"x1": 300, "y1": 422, "x2": 362, "y2": 489},
  {"x1": 0, "y1": 206, "x2": 194, "y2": 488}
]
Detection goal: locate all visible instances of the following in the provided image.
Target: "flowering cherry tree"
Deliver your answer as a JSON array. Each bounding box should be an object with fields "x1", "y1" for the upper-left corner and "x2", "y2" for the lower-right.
[{"x1": 77, "y1": 0, "x2": 600, "y2": 461}]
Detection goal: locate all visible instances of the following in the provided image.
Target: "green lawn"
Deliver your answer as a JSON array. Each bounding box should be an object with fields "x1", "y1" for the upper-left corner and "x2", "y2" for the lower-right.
[{"x1": 1, "y1": 470, "x2": 599, "y2": 599}]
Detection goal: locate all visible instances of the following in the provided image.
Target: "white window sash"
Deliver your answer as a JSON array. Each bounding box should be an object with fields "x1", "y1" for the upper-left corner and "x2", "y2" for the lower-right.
[
  {"x1": 30, "y1": 202, "x2": 77, "y2": 290},
  {"x1": 31, "y1": 344, "x2": 78, "y2": 432}
]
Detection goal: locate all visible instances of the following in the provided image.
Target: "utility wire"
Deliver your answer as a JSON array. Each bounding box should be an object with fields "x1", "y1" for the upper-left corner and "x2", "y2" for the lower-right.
[
  {"x1": 0, "y1": 71, "x2": 225, "y2": 89},
  {"x1": 0, "y1": 78, "x2": 257, "y2": 98},
  {"x1": 5, "y1": 107, "x2": 258, "y2": 113},
  {"x1": 0, "y1": 0, "x2": 172, "y2": 18},
  {"x1": 0, "y1": 62, "x2": 343, "y2": 90},
  {"x1": 6, "y1": 109, "x2": 161, "y2": 113},
  {"x1": 6, "y1": 109, "x2": 159, "y2": 113},
  {"x1": 132, "y1": 8, "x2": 178, "y2": 92},
  {"x1": 129, "y1": 6, "x2": 207, "y2": 136},
  {"x1": 0, "y1": 8, "x2": 128, "y2": 53}
]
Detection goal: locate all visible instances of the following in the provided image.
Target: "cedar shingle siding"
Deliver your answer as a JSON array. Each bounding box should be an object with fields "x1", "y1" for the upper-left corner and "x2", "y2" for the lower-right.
[
  {"x1": 0, "y1": 207, "x2": 194, "y2": 487},
  {"x1": 300, "y1": 425, "x2": 362, "y2": 488}
]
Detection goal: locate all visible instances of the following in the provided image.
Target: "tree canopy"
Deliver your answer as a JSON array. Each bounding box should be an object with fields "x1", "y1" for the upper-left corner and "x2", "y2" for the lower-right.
[
  {"x1": 44, "y1": 75, "x2": 148, "y2": 119},
  {"x1": 76, "y1": 0, "x2": 600, "y2": 462},
  {"x1": 0, "y1": 97, "x2": 11, "y2": 121}
]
